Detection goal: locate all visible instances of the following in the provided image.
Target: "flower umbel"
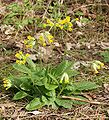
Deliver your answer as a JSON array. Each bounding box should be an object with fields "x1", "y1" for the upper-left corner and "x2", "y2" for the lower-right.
[
  {"x1": 60, "y1": 72, "x2": 69, "y2": 84},
  {"x1": 38, "y1": 31, "x2": 54, "y2": 46},
  {"x1": 15, "y1": 51, "x2": 30, "y2": 64},
  {"x1": 56, "y1": 16, "x2": 73, "y2": 31},
  {"x1": 3, "y1": 78, "x2": 12, "y2": 90},
  {"x1": 24, "y1": 35, "x2": 35, "y2": 48},
  {"x1": 44, "y1": 16, "x2": 73, "y2": 31}
]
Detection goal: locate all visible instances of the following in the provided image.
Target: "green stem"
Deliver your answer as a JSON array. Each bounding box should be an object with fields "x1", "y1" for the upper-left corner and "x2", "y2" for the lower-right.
[{"x1": 57, "y1": 84, "x2": 65, "y2": 97}]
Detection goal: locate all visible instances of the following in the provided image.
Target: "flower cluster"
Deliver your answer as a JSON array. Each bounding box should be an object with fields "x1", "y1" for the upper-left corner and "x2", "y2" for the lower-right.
[
  {"x1": 2, "y1": 78, "x2": 12, "y2": 90},
  {"x1": 44, "y1": 16, "x2": 73, "y2": 31},
  {"x1": 56, "y1": 16, "x2": 73, "y2": 31},
  {"x1": 24, "y1": 35, "x2": 35, "y2": 48},
  {"x1": 38, "y1": 31, "x2": 54, "y2": 46},
  {"x1": 46, "y1": 18, "x2": 54, "y2": 27},
  {"x1": 92, "y1": 60, "x2": 104, "y2": 74},
  {"x1": 15, "y1": 51, "x2": 30, "y2": 64}
]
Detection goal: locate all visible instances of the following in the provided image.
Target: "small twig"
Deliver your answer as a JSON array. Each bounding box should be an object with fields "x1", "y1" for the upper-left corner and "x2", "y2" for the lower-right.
[
  {"x1": 42, "y1": 0, "x2": 52, "y2": 20},
  {"x1": 61, "y1": 96, "x2": 109, "y2": 106}
]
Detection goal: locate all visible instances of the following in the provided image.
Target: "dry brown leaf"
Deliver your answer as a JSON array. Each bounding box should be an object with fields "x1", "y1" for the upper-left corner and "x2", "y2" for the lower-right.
[
  {"x1": 104, "y1": 84, "x2": 109, "y2": 93},
  {"x1": 80, "y1": 5, "x2": 89, "y2": 16},
  {"x1": 66, "y1": 42, "x2": 72, "y2": 50},
  {"x1": 37, "y1": 46, "x2": 53, "y2": 63}
]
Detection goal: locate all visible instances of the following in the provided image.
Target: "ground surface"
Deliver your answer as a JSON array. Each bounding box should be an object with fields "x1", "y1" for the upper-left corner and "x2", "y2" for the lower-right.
[{"x1": 0, "y1": 0, "x2": 109, "y2": 119}]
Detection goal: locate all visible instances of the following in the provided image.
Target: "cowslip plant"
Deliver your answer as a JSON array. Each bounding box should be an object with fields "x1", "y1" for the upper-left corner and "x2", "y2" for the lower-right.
[{"x1": 3, "y1": 57, "x2": 99, "y2": 110}]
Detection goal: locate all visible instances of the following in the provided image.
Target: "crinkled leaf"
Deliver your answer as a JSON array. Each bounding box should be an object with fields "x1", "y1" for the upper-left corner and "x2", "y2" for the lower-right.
[
  {"x1": 13, "y1": 91, "x2": 28, "y2": 100},
  {"x1": 26, "y1": 58, "x2": 36, "y2": 71},
  {"x1": 45, "y1": 83, "x2": 58, "y2": 90},
  {"x1": 73, "y1": 81, "x2": 99, "y2": 91},
  {"x1": 26, "y1": 98, "x2": 44, "y2": 110},
  {"x1": 13, "y1": 64, "x2": 31, "y2": 74},
  {"x1": 20, "y1": 82, "x2": 31, "y2": 91},
  {"x1": 70, "y1": 96, "x2": 88, "y2": 105},
  {"x1": 55, "y1": 98, "x2": 73, "y2": 108},
  {"x1": 53, "y1": 60, "x2": 72, "y2": 76},
  {"x1": 48, "y1": 73, "x2": 58, "y2": 84},
  {"x1": 46, "y1": 90, "x2": 56, "y2": 97}
]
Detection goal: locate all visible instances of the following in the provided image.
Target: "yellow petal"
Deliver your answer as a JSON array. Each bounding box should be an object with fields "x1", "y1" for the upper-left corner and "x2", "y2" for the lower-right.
[{"x1": 66, "y1": 16, "x2": 70, "y2": 22}]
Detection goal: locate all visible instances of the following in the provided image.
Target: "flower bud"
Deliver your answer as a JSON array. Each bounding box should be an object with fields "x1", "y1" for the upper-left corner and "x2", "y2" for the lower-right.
[{"x1": 60, "y1": 72, "x2": 69, "y2": 84}]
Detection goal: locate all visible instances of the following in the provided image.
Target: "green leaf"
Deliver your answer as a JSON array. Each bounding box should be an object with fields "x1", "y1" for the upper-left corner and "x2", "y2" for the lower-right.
[
  {"x1": 53, "y1": 61, "x2": 72, "y2": 76},
  {"x1": 41, "y1": 96, "x2": 48, "y2": 104},
  {"x1": 26, "y1": 58, "x2": 36, "y2": 71},
  {"x1": 80, "y1": 18, "x2": 89, "y2": 23},
  {"x1": 65, "y1": 84, "x2": 76, "y2": 92},
  {"x1": 55, "y1": 98, "x2": 73, "y2": 108},
  {"x1": 13, "y1": 91, "x2": 28, "y2": 100},
  {"x1": 46, "y1": 90, "x2": 56, "y2": 97},
  {"x1": 75, "y1": 11, "x2": 84, "y2": 16},
  {"x1": 70, "y1": 96, "x2": 88, "y2": 105},
  {"x1": 20, "y1": 82, "x2": 31, "y2": 91},
  {"x1": 26, "y1": 98, "x2": 44, "y2": 110},
  {"x1": 100, "y1": 51, "x2": 109, "y2": 62},
  {"x1": 13, "y1": 64, "x2": 31, "y2": 74},
  {"x1": 48, "y1": 73, "x2": 58, "y2": 84},
  {"x1": 73, "y1": 81, "x2": 99, "y2": 91},
  {"x1": 31, "y1": 73, "x2": 47, "y2": 86},
  {"x1": 45, "y1": 82, "x2": 58, "y2": 90}
]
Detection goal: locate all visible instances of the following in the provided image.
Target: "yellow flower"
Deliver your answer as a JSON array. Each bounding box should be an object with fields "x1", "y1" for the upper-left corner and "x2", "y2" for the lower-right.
[
  {"x1": 58, "y1": 19, "x2": 66, "y2": 25},
  {"x1": 48, "y1": 39, "x2": 53, "y2": 43},
  {"x1": 46, "y1": 33, "x2": 54, "y2": 43},
  {"x1": 68, "y1": 22, "x2": 73, "y2": 27},
  {"x1": 38, "y1": 32, "x2": 54, "y2": 46},
  {"x1": 26, "y1": 44, "x2": 32, "y2": 48},
  {"x1": 26, "y1": 53, "x2": 30, "y2": 57},
  {"x1": 58, "y1": 16, "x2": 71, "y2": 25},
  {"x1": 47, "y1": 34, "x2": 53, "y2": 40},
  {"x1": 56, "y1": 23, "x2": 63, "y2": 29},
  {"x1": 24, "y1": 40, "x2": 28, "y2": 44},
  {"x1": 65, "y1": 16, "x2": 70, "y2": 22},
  {"x1": 24, "y1": 36, "x2": 36, "y2": 49},
  {"x1": 95, "y1": 60, "x2": 104, "y2": 67},
  {"x1": 15, "y1": 51, "x2": 23, "y2": 59},
  {"x1": 16, "y1": 60, "x2": 26, "y2": 64},
  {"x1": 46, "y1": 18, "x2": 54, "y2": 27},
  {"x1": 68, "y1": 27, "x2": 73, "y2": 31},
  {"x1": 92, "y1": 63, "x2": 99, "y2": 74},
  {"x1": 75, "y1": 18, "x2": 79, "y2": 21},
  {"x1": 43, "y1": 43, "x2": 46, "y2": 46},
  {"x1": 27, "y1": 35, "x2": 35, "y2": 40},
  {"x1": 60, "y1": 72, "x2": 69, "y2": 84},
  {"x1": 15, "y1": 51, "x2": 30, "y2": 64},
  {"x1": 3, "y1": 78, "x2": 12, "y2": 90},
  {"x1": 39, "y1": 33, "x2": 46, "y2": 46},
  {"x1": 45, "y1": 31, "x2": 54, "y2": 44},
  {"x1": 92, "y1": 60, "x2": 104, "y2": 74}
]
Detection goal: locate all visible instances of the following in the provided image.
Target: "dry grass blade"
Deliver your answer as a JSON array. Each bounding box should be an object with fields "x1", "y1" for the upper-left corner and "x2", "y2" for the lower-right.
[{"x1": 61, "y1": 96, "x2": 109, "y2": 106}]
